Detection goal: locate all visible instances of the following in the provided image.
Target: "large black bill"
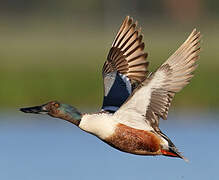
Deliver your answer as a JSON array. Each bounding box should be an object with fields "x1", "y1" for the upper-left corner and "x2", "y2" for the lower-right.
[{"x1": 20, "y1": 105, "x2": 46, "y2": 114}]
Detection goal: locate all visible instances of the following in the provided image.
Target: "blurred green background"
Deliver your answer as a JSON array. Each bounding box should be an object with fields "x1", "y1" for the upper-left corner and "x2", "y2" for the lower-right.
[{"x1": 0, "y1": 0, "x2": 218, "y2": 111}]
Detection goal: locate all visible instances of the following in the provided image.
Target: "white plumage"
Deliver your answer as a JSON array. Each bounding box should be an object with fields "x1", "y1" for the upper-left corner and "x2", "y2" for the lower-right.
[{"x1": 79, "y1": 113, "x2": 118, "y2": 139}]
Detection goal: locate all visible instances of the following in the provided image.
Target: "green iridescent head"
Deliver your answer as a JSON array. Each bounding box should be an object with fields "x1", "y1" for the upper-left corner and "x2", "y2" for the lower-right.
[{"x1": 20, "y1": 101, "x2": 82, "y2": 126}]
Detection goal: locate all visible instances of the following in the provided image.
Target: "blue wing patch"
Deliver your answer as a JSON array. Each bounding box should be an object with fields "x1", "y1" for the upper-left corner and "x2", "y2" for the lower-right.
[{"x1": 102, "y1": 72, "x2": 131, "y2": 113}]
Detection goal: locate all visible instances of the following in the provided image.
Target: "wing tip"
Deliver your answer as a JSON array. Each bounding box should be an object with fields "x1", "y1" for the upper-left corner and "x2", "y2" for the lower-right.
[
  {"x1": 186, "y1": 28, "x2": 201, "y2": 43},
  {"x1": 124, "y1": 16, "x2": 130, "y2": 23}
]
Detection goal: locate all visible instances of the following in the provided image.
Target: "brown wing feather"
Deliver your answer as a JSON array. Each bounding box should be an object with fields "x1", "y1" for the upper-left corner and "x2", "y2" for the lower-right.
[
  {"x1": 145, "y1": 29, "x2": 201, "y2": 128},
  {"x1": 103, "y1": 16, "x2": 149, "y2": 83}
]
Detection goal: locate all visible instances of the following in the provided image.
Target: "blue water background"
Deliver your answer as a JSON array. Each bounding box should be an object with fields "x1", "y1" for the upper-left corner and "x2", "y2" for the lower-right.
[{"x1": 0, "y1": 111, "x2": 218, "y2": 180}]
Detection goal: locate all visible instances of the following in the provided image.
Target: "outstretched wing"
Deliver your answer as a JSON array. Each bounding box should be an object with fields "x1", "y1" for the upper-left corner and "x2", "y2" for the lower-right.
[
  {"x1": 114, "y1": 29, "x2": 201, "y2": 130},
  {"x1": 102, "y1": 16, "x2": 149, "y2": 112}
]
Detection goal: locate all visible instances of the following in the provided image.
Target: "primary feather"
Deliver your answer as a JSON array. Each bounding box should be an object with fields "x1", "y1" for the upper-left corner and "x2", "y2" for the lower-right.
[{"x1": 102, "y1": 16, "x2": 149, "y2": 81}]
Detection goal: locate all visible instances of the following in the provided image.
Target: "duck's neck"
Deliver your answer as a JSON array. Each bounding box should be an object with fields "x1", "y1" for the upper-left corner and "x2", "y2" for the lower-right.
[
  {"x1": 64, "y1": 113, "x2": 82, "y2": 126},
  {"x1": 60, "y1": 105, "x2": 82, "y2": 126}
]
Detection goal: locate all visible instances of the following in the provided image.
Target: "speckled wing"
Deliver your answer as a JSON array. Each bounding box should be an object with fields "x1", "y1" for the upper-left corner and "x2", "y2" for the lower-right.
[
  {"x1": 102, "y1": 16, "x2": 149, "y2": 112},
  {"x1": 115, "y1": 29, "x2": 201, "y2": 130}
]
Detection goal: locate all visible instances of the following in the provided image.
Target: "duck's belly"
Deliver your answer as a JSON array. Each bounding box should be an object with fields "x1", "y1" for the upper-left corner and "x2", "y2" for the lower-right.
[{"x1": 104, "y1": 123, "x2": 161, "y2": 155}]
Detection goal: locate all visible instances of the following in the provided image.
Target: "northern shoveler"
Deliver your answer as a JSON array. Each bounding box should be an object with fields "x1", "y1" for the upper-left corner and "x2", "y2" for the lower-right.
[{"x1": 20, "y1": 16, "x2": 201, "y2": 161}]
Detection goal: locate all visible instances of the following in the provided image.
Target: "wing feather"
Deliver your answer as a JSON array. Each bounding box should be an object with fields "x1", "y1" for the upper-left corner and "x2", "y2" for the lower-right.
[
  {"x1": 102, "y1": 16, "x2": 148, "y2": 112},
  {"x1": 103, "y1": 16, "x2": 149, "y2": 84},
  {"x1": 114, "y1": 29, "x2": 201, "y2": 130}
]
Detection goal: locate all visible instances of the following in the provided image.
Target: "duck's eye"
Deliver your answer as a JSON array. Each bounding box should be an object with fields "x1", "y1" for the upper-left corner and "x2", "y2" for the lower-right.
[{"x1": 54, "y1": 103, "x2": 59, "y2": 108}]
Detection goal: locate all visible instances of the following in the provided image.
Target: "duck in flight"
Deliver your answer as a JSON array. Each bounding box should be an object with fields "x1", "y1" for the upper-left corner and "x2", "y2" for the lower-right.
[{"x1": 20, "y1": 16, "x2": 201, "y2": 161}]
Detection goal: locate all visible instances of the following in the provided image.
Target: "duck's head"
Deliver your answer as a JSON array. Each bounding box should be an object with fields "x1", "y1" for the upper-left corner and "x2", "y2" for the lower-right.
[{"x1": 20, "y1": 101, "x2": 82, "y2": 126}]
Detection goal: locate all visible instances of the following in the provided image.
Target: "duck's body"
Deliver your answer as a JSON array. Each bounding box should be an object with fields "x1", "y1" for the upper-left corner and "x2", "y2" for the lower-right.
[
  {"x1": 80, "y1": 111, "x2": 180, "y2": 157},
  {"x1": 20, "y1": 16, "x2": 201, "y2": 161},
  {"x1": 80, "y1": 113, "x2": 162, "y2": 155}
]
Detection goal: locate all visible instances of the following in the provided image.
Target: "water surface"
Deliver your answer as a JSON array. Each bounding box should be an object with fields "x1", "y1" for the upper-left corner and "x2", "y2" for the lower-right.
[{"x1": 0, "y1": 112, "x2": 218, "y2": 180}]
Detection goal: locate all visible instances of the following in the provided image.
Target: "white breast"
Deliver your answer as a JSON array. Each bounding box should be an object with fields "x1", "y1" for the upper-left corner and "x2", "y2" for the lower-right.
[{"x1": 79, "y1": 113, "x2": 118, "y2": 139}]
